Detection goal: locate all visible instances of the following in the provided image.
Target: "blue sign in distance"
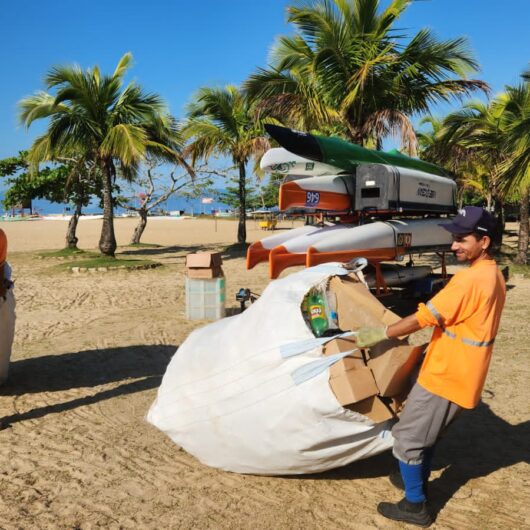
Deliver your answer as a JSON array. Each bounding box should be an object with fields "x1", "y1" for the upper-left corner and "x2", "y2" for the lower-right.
[{"x1": 305, "y1": 191, "x2": 320, "y2": 207}]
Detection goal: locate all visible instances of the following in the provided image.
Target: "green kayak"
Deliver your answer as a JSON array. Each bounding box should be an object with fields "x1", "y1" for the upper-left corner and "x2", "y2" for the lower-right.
[{"x1": 264, "y1": 124, "x2": 449, "y2": 177}]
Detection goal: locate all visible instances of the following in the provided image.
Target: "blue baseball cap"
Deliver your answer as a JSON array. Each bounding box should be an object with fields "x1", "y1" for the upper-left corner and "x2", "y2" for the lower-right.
[{"x1": 440, "y1": 206, "x2": 497, "y2": 237}]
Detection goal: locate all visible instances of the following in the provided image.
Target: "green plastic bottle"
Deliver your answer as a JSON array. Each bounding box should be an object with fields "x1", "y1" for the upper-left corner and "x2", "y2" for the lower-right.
[{"x1": 307, "y1": 290, "x2": 329, "y2": 337}]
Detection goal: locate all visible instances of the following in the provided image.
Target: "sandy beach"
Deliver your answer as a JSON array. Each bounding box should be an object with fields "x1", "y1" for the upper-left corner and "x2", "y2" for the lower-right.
[{"x1": 1, "y1": 217, "x2": 529, "y2": 529}]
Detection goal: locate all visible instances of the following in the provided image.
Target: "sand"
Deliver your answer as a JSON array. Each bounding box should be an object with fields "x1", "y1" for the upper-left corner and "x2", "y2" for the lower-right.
[{"x1": 0, "y1": 217, "x2": 529, "y2": 529}]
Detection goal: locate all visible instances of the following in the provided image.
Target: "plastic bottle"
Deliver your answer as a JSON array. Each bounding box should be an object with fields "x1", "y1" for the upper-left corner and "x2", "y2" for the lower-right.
[
  {"x1": 325, "y1": 290, "x2": 339, "y2": 330},
  {"x1": 306, "y1": 289, "x2": 329, "y2": 337}
]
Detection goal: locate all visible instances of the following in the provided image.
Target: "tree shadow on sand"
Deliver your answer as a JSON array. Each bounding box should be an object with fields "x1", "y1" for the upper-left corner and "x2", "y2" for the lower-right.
[
  {"x1": 119, "y1": 244, "x2": 217, "y2": 257},
  {"x1": 0, "y1": 344, "x2": 176, "y2": 428},
  {"x1": 302, "y1": 401, "x2": 528, "y2": 520},
  {"x1": 427, "y1": 401, "x2": 529, "y2": 518},
  {"x1": 118, "y1": 242, "x2": 249, "y2": 263}
]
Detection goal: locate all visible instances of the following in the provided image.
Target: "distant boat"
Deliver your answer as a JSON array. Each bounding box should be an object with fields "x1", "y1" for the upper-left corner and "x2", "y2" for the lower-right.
[
  {"x1": 41, "y1": 214, "x2": 104, "y2": 221},
  {"x1": 0, "y1": 214, "x2": 42, "y2": 222},
  {"x1": 119, "y1": 210, "x2": 139, "y2": 218}
]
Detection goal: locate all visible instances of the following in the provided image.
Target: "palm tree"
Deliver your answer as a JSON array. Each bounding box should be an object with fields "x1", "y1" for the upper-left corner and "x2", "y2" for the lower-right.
[
  {"x1": 244, "y1": 0, "x2": 487, "y2": 153},
  {"x1": 418, "y1": 105, "x2": 505, "y2": 216},
  {"x1": 421, "y1": 80, "x2": 530, "y2": 263},
  {"x1": 496, "y1": 82, "x2": 530, "y2": 264},
  {"x1": 183, "y1": 86, "x2": 270, "y2": 244},
  {"x1": 19, "y1": 53, "x2": 188, "y2": 256}
]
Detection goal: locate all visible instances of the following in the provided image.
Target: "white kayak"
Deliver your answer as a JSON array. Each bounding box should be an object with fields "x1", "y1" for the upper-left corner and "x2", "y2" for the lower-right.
[
  {"x1": 260, "y1": 147, "x2": 341, "y2": 177},
  {"x1": 268, "y1": 224, "x2": 354, "y2": 278},
  {"x1": 364, "y1": 265, "x2": 433, "y2": 288},
  {"x1": 246, "y1": 223, "x2": 333, "y2": 269},
  {"x1": 306, "y1": 218, "x2": 453, "y2": 267}
]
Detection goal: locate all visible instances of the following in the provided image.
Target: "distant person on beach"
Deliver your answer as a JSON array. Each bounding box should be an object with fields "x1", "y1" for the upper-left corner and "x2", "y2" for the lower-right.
[
  {"x1": 356, "y1": 206, "x2": 506, "y2": 527},
  {"x1": 0, "y1": 228, "x2": 15, "y2": 385}
]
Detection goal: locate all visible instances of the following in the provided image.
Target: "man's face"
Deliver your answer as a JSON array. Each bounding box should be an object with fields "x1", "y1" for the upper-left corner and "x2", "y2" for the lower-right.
[{"x1": 451, "y1": 233, "x2": 490, "y2": 263}]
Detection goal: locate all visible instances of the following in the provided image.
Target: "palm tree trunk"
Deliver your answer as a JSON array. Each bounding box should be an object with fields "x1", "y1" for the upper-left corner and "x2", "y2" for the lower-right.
[
  {"x1": 99, "y1": 159, "x2": 117, "y2": 256},
  {"x1": 131, "y1": 210, "x2": 148, "y2": 245},
  {"x1": 345, "y1": 126, "x2": 365, "y2": 146},
  {"x1": 237, "y1": 161, "x2": 246, "y2": 244},
  {"x1": 515, "y1": 187, "x2": 529, "y2": 265},
  {"x1": 65, "y1": 202, "x2": 82, "y2": 249},
  {"x1": 493, "y1": 196, "x2": 505, "y2": 228}
]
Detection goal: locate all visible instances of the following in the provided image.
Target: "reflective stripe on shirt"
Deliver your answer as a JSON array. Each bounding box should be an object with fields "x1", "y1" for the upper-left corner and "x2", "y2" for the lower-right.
[
  {"x1": 426, "y1": 301, "x2": 443, "y2": 326},
  {"x1": 443, "y1": 328, "x2": 495, "y2": 347}
]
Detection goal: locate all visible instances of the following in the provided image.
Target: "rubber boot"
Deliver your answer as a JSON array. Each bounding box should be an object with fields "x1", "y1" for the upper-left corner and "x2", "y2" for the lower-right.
[
  {"x1": 378, "y1": 462, "x2": 433, "y2": 527},
  {"x1": 389, "y1": 447, "x2": 435, "y2": 498}
]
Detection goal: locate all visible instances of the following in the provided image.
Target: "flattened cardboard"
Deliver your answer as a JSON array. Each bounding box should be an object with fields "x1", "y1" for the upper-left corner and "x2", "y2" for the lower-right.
[
  {"x1": 329, "y1": 366, "x2": 379, "y2": 405},
  {"x1": 367, "y1": 344, "x2": 426, "y2": 397},
  {"x1": 346, "y1": 395, "x2": 395, "y2": 423},
  {"x1": 186, "y1": 252, "x2": 223, "y2": 268},
  {"x1": 329, "y1": 276, "x2": 401, "y2": 331},
  {"x1": 187, "y1": 266, "x2": 224, "y2": 279},
  {"x1": 323, "y1": 337, "x2": 366, "y2": 379}
]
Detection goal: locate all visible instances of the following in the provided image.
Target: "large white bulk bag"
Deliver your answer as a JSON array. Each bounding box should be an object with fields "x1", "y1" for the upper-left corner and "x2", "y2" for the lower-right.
[
  {"x1": 0, "y1": 262, "x2": 15, "y2": 385},
  {"x1": 147, "y1": 263, "x2": 394, "y2": 475}
]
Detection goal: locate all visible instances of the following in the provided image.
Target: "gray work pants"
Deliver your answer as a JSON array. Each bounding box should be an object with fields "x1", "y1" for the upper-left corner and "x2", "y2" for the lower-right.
[{"x1": 392, "y1": 381, "x2": 462, "y2": 465}]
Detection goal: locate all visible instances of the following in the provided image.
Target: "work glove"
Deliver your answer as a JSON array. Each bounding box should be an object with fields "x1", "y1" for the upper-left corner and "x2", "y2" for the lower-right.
[{"x1": 356, "y1": 326, "x2": 388, "y2": 348}]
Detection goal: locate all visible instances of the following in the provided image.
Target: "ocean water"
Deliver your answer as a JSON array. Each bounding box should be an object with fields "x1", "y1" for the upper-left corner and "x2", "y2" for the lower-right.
[{"x1": 0, "y1": 194, "x2": 232, "y2": 216}]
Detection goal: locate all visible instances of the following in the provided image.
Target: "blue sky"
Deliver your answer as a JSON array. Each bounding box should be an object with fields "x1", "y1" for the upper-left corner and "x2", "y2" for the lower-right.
[{"x1": 1, "y1": 0, "x2": 529, "y2": 162}]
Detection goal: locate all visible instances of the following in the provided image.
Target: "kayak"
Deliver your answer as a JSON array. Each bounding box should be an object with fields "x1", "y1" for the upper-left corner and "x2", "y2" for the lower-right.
[
  {"x1": 279, "y1": 174, "x2": 354, "y2": 211},
  {"x1": 246, "y1": 223, "x2": 332, "y2": 269},
  {"x1": 364, "y1": 264, "x2": 433, "y2": 288},
  {"x1": 306, "y1": 218, "x2": 453, "y2": 268},
  {"x1": 264, "y1": 124, "x2": 449, "y2": 177},
  {"x1": 278, "y1": 164, "x2": 457, "y2": 214},
  {"x1": 260, "y1": 146, "x2": 341, "y2": 177},
  {"x1": 267, "y1": 224, "x2": 355, "y2": 278}
]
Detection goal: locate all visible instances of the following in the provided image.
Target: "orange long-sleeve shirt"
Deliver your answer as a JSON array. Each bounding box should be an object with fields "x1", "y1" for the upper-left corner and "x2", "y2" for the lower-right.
[{"x1": 415, "y1": 259, "x2": 506, "y2": 408}]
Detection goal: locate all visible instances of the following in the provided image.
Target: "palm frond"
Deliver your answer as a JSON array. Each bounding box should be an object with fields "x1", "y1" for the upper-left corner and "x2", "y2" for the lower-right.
[
  {"x1": 113, "y1": 52, "x2": 133, "y2": 79},
  {"x1": 100, "y1": 124, "x2": 147, "y2": 167},
  {"x1": 243, "y1": 0, "x2": 486, "y2": 145},
  {"x1": 18, "y1": 92, "x2": 68, "y2": 128},
  {"x1": 26, "y1": 134, "x2": 54, "y2": 167}
]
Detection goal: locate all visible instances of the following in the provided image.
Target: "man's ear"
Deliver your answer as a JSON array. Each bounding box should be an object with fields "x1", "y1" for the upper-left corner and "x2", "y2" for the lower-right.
[{"x1": 482, "y1": 235, "x2": 492, "y2": 251}]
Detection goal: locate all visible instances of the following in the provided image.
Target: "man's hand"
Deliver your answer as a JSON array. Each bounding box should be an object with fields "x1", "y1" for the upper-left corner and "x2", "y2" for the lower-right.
[{"x1": 356, "y1": 326, "x2": 388, "y2": 348}]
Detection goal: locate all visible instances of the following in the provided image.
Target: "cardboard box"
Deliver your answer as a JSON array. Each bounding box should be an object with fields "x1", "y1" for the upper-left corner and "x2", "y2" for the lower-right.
[
  {"x1": 187, "y1": 266, "x2": 224, "y2": 279},
  {"x1": 329, "y1": 366, "x2": 379, "y2": 406},
  {"x1": 346, "y1": 395, "x2": 395, "y2": 423},
  {"x1": 329, "y1": 276, "x2": 401, "y2": 331},
  {"x1": 186, "y1": 252, "x2": 223, "y2": 269},
  {"x1": 367, "y1": 344, "x2": 426, "y2": 397},
  {"x1": 323, "y1": 337, "x2": 366, "y2": 379}
]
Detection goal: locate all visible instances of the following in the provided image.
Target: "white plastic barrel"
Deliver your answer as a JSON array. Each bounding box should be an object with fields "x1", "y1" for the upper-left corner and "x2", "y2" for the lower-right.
[{"x1": 185, "y1": 277, "x2": 226, "y2": 320}]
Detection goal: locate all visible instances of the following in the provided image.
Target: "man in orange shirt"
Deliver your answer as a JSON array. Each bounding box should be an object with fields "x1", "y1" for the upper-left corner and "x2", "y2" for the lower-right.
[
  {"x1": 0, "y1": 228, "x2": 15, "y2": 386},
  {"x1": 356, "y1": 206, "x2": 506, "y2": 527}
]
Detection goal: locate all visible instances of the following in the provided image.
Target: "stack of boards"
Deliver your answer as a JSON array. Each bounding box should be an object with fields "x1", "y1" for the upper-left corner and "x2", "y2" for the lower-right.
[{"x1": 248, "y1": 126, "x2": 457, "y2": 278}]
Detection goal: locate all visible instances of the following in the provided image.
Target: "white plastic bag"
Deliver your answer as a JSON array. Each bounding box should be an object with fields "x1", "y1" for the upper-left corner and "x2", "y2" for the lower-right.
[{"x1": 147, "y1": 263, "x2": 394, "y2": 475}]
